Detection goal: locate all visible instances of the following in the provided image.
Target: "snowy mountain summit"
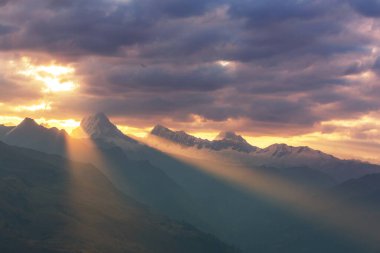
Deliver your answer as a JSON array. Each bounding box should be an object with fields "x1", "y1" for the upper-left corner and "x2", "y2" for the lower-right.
[
  {"x1": 151, "y1": 125, "x2": 257, "y2": 153},
  {"x1": 80, "y1": 112, "x2": 137, "y2": 143},
  {"x1": 256, "y1": 143, "x2": 334, "y2": 159}
]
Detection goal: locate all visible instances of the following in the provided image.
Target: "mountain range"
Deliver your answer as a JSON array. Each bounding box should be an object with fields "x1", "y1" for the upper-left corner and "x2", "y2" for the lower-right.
[
  {"x1": 150, "y1": 124, "x2": 380, "y2": 182},
  {"x1": 1, "y1": 113, "x2": 380, "y2": 253}
]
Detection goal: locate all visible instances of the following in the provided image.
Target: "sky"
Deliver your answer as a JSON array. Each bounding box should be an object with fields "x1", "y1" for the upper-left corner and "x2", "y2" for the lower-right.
[{"x1": 0, "y1": 0, "x2": 379, "y2": 163}]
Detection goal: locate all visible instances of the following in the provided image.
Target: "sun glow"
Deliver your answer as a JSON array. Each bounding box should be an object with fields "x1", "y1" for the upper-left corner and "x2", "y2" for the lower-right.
[
  {"x1": 17, "y1": 57, "x2": 78, "y2": 93},
  {"x1": 218, "y1": 60, "x2": 231, "y2": 67},
  {"x1": 42, "y1": 119, "x2": 80, "y2": 132},
  {"x1": 216, "y1": 60, "x2": 236, "y2": 69},
  {"x1": 118, "y1": 125, "x2": 151, "y2": 138}
]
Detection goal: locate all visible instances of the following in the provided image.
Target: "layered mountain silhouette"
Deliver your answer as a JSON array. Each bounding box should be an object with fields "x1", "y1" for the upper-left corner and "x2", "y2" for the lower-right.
[
  {"x1": 1, "y1": 113, "x2": 380, "y2": 253},
  {"x1": 0, "y1": 141, "x2": 237, "y2": 253}
]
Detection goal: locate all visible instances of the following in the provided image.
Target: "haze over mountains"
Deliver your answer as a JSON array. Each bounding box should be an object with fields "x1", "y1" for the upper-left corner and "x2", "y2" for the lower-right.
[
  {"x1": 0, "y1": 141, "x2": 236, "y2": 253},
  {"x1": 1, "y1": 113, "x2": 380, "y2": 253}
]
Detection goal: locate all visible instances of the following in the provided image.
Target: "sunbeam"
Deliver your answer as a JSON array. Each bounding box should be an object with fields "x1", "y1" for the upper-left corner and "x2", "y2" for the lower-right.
[{"x1": 143, "y1": 134, "x2": 380, "y2": 250}]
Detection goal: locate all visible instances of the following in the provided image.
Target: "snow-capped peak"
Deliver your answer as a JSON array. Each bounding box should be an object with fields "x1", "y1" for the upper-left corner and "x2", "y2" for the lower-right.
[
  {"x1": 151, "y1": 125, "x2": 257, "y2": 153},
  {"x1": 151, "y1": 124, "x2": 200, "y2": 145},
  {"x1": 80, "y1": 113, "x2": 136, "y2": 143},
  {"x1": 256, "y1": 143, "x2": 333, "y2": 159}
]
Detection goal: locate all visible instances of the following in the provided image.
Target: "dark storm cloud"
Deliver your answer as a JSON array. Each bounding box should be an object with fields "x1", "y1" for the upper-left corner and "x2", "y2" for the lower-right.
[
  {"x1": 0, "y1": 24, "x2": 15, "y2": 35},
  {"x1": 0, "y1": 0, "x2": 154, "y2": 55},
  {"x1": 0, "y1": 0, "x2": 224, "y2": 56},
  {"x1": 348, "y1": 0, "x2": 380, "y2": 17},
  {"x1": 371, "y1": 57, "x2": 380, "y2": 76},
  {"x1": 105, "y1": 65, "x2": 233, "y2": 92},
  {"x1": 228, "y1": 0, "x2": 329, "y2": 25},
  {"x1": 0, "y1": 0, "x2": 379, "y2": 133},
  {"x1": 0, "y1": 0, "x2": 10, "y2": 6},
  {"x1": 141, "y1": 0, "x2": 221, "y2": 18}
]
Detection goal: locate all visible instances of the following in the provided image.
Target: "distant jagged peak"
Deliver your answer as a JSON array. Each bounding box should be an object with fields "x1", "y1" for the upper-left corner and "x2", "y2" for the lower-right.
[
  {"x1": 151, "y1": 124, "x2": 257, "y2": 153},
  {"x1": 81, "y1": 112, "x2": 121, "y2": 137},
  {"x1": 10, "y1": 117, "x2": 67, "y2": 135},
  {"x1": 151, "y1": 124, "x2": 196, "y2": 139},
  {"x1": 215, "y1": 131, "x2": 248, "y2": 143},
  {"x1": 2, "y1": 117, "x2": 68, "y2": 155},
  {"x1": 151, "y1": 124, "x2": 175, "y2": 135},
  {"x1": 259, "y1": 143, "x2": 333, "y2": 159},
  {"x1": 81, "y1": 112, "x2": 112, "y2": 127},
  {"x1": 214, "y1": 131, "x2": 257, "y2": 153},
  {"x1": 265, "y1": 143, "x2": 313, "y2": 152},
  {"x1": 80, "y1": 112, "x2": 137, "y2": 143},
  {"x1": 18, "y1": 117, "x2": 39, "y2": 128},
  {"x1": 151, "y1": 124, "x2": 202, "y2": 144}
]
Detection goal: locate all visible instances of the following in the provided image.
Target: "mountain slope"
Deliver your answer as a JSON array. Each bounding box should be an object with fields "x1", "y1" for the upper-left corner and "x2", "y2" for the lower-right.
[
  {"x1": 140, "y1": 146, "x2": 376, "y2": 253},
  {"x1": 74, "y1": 114, "x2": 207, "y2": 229},
  {"x1": 0, "y1": 125, "x2": 13, "y2": 138},
  {"x1": 90, "y1": 143, "x2": 207, "y2": 227},
  {"x1": 78, "y1": 115, "x2": 374, "y2": 252},
  {"x1": 0, "y1": 141, "x2": 238, "y2": 253},
  {"x1": 330, "y1": 173, "x2": 380, "y2": 206}
]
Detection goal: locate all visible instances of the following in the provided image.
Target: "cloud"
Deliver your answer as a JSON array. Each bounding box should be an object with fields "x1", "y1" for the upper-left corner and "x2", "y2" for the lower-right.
[
  {"x1": 0, "y1": 74, "x2": 41, "y2": 102},
  {"x1": 347, "y1": 0, "x2": 380, "y2": 17},
  {"x1": 0, "y1": 0, "x2": 379, "y2": 138},
  {"x1": 90, "y1": 64, "x2": 234, "y2": 93},
  {"x1": 227, "y1": 0, "x2": 329, "y2": 25},
  {"x1": 0, "y1": 0, "x2": 10, "y2": 6},
  {"x1": 0, "y1": 24, "x2": 15, "y2": 35}
]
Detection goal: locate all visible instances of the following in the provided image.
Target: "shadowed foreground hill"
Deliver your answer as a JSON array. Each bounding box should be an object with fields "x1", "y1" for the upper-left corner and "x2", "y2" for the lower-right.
[{"x1": 0, "y1": 141, "x2": 238, "y2": 253}]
